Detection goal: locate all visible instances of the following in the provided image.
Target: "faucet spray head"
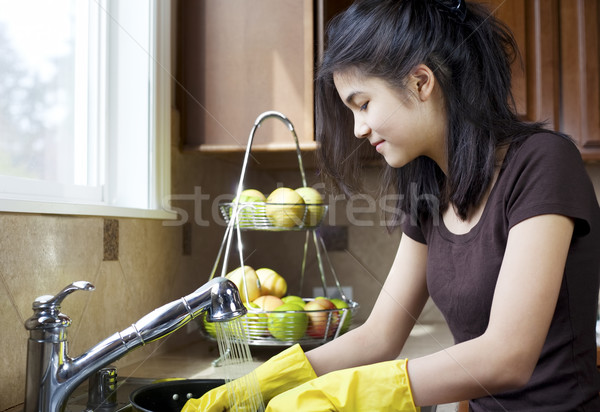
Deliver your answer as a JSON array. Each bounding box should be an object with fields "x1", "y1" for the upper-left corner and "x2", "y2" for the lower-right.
[{"x1": 206, "y1": 278, "x2": 247, "y2": 322}]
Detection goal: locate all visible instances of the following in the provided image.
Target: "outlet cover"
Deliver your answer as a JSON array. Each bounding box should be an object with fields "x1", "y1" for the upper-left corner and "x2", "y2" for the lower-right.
[{"x1": 319, "y1": 226, "x2": 348, "y2": 251}]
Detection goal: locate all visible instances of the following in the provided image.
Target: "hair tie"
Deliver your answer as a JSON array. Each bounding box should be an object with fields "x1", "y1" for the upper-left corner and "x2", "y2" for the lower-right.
[{"x1": 432, "y1": 0, "x2": 467, "y2": 23}]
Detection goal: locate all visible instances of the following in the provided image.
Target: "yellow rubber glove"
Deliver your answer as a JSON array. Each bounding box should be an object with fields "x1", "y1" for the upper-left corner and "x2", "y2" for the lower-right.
[
  {"x1": 181, "y1": 344, "x2": 317, "y2": 412},
  {"x1": 265, "y1": 359, "x2": 419, "y2": 412}
]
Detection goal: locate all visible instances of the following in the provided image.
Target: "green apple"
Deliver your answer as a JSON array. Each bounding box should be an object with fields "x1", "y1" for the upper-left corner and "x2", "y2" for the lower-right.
[
  {"x1": 265, "y1": 187, "x2": 306, "y2": 228},
  {"x1": 294, "y1": 186, "x2": 325, "y2": 226},
  {"x1": 267, "y1": 302, "x2": 308, "y2": 341},
  {"x1": 243, "y1": 302, "x2": 268, "y2": 338},
  {"x1": 230, "y1": 189, "x2": 267, "y2": 227},
  {"x1": 330, "y1": 298, "x2": 351, "y2": 334},
  {"x1": 281, "y1": 295, "x2": 306, "y2": 308}
]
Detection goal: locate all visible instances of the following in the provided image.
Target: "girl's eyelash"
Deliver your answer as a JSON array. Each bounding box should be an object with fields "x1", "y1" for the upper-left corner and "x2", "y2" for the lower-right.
[{"x1": 360, "y1": 102, "x2": 369, "y2": 111}]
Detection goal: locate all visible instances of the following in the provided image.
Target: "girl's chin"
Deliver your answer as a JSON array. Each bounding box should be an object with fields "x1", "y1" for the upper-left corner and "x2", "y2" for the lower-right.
[{"x1": 382, "y1": 155, "x2": 408, "y2": 169}]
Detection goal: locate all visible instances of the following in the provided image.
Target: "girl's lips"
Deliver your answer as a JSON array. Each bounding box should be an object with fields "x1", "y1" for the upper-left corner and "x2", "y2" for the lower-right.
[{"x1": 373, "y1": 140, "x2": 385, "y2": 152}]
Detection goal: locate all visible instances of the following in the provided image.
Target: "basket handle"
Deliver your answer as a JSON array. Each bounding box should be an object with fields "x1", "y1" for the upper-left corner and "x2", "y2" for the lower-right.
[
  {"x1": 234, "y1": 111, "x2": 308, "y2": 205},
  {"x1": 219, "y1": 112, "x2": 309, "y2": 283}
]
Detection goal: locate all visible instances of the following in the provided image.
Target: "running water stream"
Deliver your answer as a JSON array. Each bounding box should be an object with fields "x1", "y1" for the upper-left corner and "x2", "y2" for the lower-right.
[{"x1": 215, "y1": 318, "x2": 265, "y2": 412}]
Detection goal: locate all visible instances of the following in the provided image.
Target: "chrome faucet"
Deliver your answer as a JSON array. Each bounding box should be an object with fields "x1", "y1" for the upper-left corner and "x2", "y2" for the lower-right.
[{"x1": 24, "y1": 277, "x2": 247, "y2": 412}]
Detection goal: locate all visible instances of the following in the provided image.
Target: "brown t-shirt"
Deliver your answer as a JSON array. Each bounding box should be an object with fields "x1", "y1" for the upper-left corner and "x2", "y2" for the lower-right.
[{"x1": 403, "y1": 133, "x2": 600, "y2": 411}]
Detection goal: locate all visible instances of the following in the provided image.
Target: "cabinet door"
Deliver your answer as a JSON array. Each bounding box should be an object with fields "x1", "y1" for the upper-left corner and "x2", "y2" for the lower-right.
[
  {"x1": 176, "y1": 0, "x2": 315, "y2": 152},
  {"x1": 560, "y1": 0, "x2": 600, "y2": 159},
  {"x1": 475, "y1": 0, "x2": 561, "y2": 128}
]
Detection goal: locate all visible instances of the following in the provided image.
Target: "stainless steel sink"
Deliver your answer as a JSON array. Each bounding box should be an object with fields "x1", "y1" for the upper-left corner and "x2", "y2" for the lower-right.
[
  {"x1": 66, "y1": 377, "x2": 438, "y2": 412},
  {"x1": 65, "y1": 377, "x2": 155, "y2": 412},
  {"x1": 66, "y1": 377, "x2": 226, "y2": 412}
]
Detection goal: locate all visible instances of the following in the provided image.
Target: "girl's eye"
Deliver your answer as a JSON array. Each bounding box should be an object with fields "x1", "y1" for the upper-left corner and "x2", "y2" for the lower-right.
[{"x1": 359, "y1": 102, "x2": 369, "y2": 111}]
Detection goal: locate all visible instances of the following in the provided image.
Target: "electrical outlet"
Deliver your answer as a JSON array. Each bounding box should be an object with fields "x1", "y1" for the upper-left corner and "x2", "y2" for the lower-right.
[
  {"x1": 320, "y1": 226, "x2": 348, "y2": 251},
  {"x1": 312, "y1": 286, "x2": 353, "y2": 300}
]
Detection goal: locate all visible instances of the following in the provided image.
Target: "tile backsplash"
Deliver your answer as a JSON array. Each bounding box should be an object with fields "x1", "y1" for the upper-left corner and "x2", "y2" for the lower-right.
[{"x1": 2, "y1": 138, "x2": 600, "y2": 410}]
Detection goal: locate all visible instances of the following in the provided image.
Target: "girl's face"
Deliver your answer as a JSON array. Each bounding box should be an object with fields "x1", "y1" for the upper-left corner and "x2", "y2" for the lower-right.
[{"x1": 333, "y1": 67, "x2": 447, "y2": 171}]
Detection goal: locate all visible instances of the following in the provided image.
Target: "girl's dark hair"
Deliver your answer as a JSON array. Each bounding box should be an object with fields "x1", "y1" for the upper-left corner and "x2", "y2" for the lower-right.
[{"x1": 316, "y1": 0, "x2": 553, "y2": 223}]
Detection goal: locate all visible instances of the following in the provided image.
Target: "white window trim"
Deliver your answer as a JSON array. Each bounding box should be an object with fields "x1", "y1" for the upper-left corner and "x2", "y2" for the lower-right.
[{"x1": 0, "y1": 0, "x2": 176, "y2": 220}]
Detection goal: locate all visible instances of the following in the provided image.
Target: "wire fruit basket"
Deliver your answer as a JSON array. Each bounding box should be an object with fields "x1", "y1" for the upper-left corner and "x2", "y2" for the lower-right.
[
  {"x1": 202, "y1": 111, "x2": 359, "y2": 346},
  {"x1": 202, "y1": 299, "x2": 359, "y2": 346},
  {"x1": 218, "y1": 201, "x2": 327, "y2": 231}
]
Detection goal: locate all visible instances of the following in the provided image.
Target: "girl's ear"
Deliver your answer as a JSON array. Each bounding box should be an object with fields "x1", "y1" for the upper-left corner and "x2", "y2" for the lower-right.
[{"x1": 410, "y1": 64, "x2": 436, "y2": 102}]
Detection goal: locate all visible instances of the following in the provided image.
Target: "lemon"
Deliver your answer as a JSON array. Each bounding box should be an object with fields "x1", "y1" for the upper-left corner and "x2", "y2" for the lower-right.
[
  {"x1": 294, "y1": 187, "x2": 325, "y2": 226},
  {"x1": 230, "y1": 189, "x2": 267, "y2": 227},
  {"x1": 267, "y1": 302, "x2": 308, "y2": 341},
  {"x1": 225, "y1": 266, "x2": 261, "y2": 302},
  {"x1": 256, "y1": 268, "x2": 287, "y2": 298},
  {"x1": 265, "y1": 187, "x2": 306, "y2": 228}
]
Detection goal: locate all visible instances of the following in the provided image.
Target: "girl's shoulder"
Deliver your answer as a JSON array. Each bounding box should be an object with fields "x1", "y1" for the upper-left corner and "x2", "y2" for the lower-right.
[
  {"x1": 511, "y1": 131, "x2": 577, "y2": 155},
  {"x1": 501, "y1": 131, "x2": 597, "y2": 236},
  {"x1": 505, "y1": 132, "x2": 580, "y2": 170}
]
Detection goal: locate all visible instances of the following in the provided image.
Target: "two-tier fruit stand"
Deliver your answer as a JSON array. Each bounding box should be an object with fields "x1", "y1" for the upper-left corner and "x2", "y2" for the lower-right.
[{"x1": 201, "y1": 111, "x2": 359, "y2": 346}]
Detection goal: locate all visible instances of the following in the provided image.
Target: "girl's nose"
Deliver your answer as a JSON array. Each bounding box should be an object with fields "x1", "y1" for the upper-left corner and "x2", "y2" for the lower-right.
[{"x1": 354, "y1": 121, "x2": 371, "y2": 139}]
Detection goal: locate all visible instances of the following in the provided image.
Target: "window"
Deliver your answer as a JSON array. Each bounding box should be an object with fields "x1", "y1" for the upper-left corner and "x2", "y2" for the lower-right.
[{"x1": 0, "y1": 0, "x2": 173, "y2": 219}]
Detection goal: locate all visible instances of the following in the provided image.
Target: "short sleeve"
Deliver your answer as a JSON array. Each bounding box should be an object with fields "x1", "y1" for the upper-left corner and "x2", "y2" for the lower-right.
[
  {"x1": 401, "y1": 215, "x2": 427, "y2": 244},
  {"x1": 505, "y1": 134, "x2": 597, "y2": 236}
]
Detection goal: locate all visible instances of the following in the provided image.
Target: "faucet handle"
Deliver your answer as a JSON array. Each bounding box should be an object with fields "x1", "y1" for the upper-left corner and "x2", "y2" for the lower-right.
[
  {"x1": 25, "y1": 281, "x2": 95, "y2": 332},
  {"x1": 33, "y1": 281, "x2": 95, "y2": 310}
]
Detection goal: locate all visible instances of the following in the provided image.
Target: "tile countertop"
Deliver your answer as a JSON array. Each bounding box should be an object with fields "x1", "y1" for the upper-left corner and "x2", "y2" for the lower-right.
[
  {"x1": 116, "y1": 338, "x2": 282, "y2": 381},
  {"x1": 115, "y1": 321, "x2": 459, "y2": 411},
  {"x1": 6, "y1": 322, "x2": 456, "y2": 412},
  {"x1": 117, "y1": 321, "x2": 455, "y2": 381}
]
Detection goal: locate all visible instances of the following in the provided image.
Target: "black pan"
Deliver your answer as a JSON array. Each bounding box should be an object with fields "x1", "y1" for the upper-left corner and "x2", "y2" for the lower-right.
[{"x1": 129, "y1": 379, "x2": 225, "y2": 412}]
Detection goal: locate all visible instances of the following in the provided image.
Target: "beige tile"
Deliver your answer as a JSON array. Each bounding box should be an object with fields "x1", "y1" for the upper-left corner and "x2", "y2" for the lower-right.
[
  {"x1": 67, "y1": 250, "x2": 195, "y2": 374},
  {"x1": 348, "y1": 224, "x2": 401, "y2": 281},
  {"x1": 119, "y1": 219, "x2": 181, "y2": 309},
  {"x1": 0, "y1": 214, "x2": 104, "y2": 410},
  {"x1": 0, "y1": 214, "x2": 103, "y2": 322},
  {"x1": 0, "y1": 275, "x2": 27, "y2": 410},
  {"x1": 68, "y1": 261, "x2": 130, "y2": 356}
]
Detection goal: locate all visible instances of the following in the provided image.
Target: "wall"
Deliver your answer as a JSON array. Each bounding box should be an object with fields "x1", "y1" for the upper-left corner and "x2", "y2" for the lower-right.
[
  {"x1": 3, "y1": 4, "x2": 600, "y2": 403},
  {"x1": 3, "y1": 137, "x2": 600, "y2": 411},
  {"x1": 3, "y1": 146, "x2": 600, "y2": 410},
  {"x1": 0, "y1": 100, "x2": 397, "y2": 410},
  {"x1": 0, "y1": 121, "x2": 237, "y2": 409}
]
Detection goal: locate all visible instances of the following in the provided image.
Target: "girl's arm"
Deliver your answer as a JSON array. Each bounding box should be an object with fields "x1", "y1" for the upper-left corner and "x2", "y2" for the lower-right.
[
  {"x1": 306, "y1": 232, "x2": 431, "y2": 376},
  {"x1": 408, "y1": 214, "x2": 574, "y2": 406}
]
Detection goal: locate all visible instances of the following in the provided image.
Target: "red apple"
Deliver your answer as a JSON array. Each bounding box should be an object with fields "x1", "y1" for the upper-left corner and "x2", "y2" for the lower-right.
[
  {"x1": 253, "y1": 295, "x2": 284, "y2": 312},
  {"x1": 304, "y1": 298, "x2": 340, "y2": 338}
]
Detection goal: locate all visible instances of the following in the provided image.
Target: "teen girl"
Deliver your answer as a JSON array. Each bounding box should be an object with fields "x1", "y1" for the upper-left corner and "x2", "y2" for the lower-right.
[{"x1": 185, "y1": 1, "x2": 600, "y2": 410}]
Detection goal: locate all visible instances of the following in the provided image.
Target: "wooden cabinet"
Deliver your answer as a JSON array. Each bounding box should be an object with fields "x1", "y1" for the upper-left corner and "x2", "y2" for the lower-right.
[
  {"x1": 177, "y1": 0, "x2": 600, "y2": 158},
  {"x1": 477, "y1": 0, "x2": 600, "y2": 160},
  {"x1": 176, "y1": 0, "x2": 316, "y2": 152},
  {"x1": 477, "y1": 0, "x2": 560, "y2": 128},
  {"x1": 559, "y1": 0, "x2": 600, "y2": 157},
  {"x1": 176, "y1": 0, "x2": 353, "y2": 156}
]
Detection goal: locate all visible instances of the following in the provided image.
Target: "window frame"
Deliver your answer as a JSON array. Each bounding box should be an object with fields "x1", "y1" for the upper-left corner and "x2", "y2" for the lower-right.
[{"x1": 0, "y1": 0, "x2": 175, "y2": 220}]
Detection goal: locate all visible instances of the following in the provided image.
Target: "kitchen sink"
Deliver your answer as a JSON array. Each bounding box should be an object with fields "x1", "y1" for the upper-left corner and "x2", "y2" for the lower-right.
[
  {"x1": 65, "y1": 377, "x2": 155, "y2": 412},
  {"x1": 65, "y1": 376, "x2": 438, "y2": 412},
  {"x1": 65, "y1": 377, "x2": 226, "y2": 412}
]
